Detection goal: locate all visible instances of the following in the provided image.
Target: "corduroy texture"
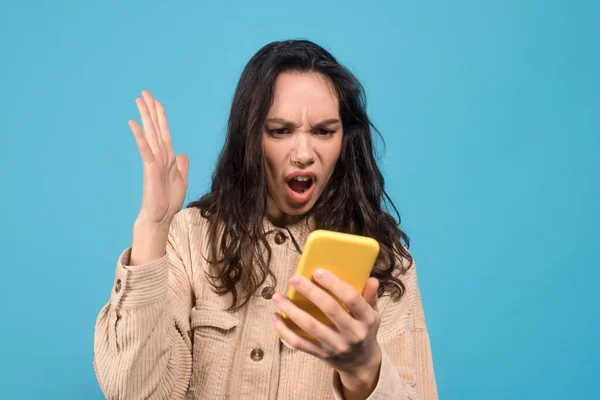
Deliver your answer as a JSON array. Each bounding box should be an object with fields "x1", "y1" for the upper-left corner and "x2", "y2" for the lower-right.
[{"x1": 94, "y1": 208, "x2": 438, "y2": 399}]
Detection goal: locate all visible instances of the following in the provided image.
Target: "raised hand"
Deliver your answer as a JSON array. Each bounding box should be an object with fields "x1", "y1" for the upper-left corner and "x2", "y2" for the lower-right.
[
  {"x1": 128, "y1": 90, "x2": 189, "y2": 265},
  {"x1": 129, "y1": 90, "x2": 189, "y2": 227}
]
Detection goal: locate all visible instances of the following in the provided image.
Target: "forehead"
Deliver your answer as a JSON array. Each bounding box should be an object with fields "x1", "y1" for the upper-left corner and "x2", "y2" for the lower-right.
[{"x1": 267, "y1": 72, "x2": 340, "y2": 121}]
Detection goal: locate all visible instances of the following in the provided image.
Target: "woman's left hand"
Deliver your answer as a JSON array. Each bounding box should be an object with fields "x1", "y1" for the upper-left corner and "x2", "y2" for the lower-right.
[{"x1": 271, "y1": 269, "x2": 383, "y2": 391}]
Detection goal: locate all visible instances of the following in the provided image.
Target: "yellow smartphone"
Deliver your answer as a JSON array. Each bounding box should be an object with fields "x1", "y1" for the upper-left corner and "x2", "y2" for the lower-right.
[{"x1": 282, "y1": 229, "x2": 380, "y2": 339}]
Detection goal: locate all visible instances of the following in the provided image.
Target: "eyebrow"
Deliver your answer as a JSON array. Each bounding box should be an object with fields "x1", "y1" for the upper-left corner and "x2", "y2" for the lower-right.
[{"x1": 265, "y1": 118, "x2": 341, "y2": 128}]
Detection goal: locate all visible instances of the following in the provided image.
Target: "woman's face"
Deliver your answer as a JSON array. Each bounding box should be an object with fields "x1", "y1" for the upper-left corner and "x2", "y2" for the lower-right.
[{"x1": 263, "y1": 71, "x2": 343, "y2": 225}]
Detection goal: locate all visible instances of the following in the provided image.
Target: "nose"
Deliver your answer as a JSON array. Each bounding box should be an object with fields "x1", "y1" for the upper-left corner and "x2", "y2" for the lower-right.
[{"x1": 291, "y1": 133, "x2": 315, "y2": 167}]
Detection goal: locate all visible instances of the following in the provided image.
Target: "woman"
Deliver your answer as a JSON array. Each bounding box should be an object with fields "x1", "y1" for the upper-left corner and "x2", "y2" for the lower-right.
[{"x1": 94, "y1": 40, "x2": 438, "y2": 400}]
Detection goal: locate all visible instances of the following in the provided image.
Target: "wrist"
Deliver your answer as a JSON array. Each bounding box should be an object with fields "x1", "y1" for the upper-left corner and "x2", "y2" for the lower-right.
[
  {"x1": 130, "y1": 220, "x2": 170, "y2": 266},
  {"x1": 132, "y1": 219, "x2": 170, "y2": 245},
  {"x1": 337, "y1": 346, "x2": 382, "y2": 398},
  {"x1": 134, "y1": 214, "x2": 172, "y2": 233}
]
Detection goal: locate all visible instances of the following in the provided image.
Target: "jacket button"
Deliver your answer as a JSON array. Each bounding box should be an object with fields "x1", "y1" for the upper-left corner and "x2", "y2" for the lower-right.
[
  {"x1": 115, "y1": 279, "x2": 122, "y2": 293},
  {"x1": 250, "y1": 348, "x2": 264, "y2": 362},
  {"x1": 274, "y1": 232, "x2": 286, "y2": 245},
  {"x1": 261, "y1": 286, "x2": 275, "y2": 300}
]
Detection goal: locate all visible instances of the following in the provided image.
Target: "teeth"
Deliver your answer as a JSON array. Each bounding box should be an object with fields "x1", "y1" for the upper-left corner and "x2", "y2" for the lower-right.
[{"x1": 293, "y1": 176, "x2": 311, "y2": 182}]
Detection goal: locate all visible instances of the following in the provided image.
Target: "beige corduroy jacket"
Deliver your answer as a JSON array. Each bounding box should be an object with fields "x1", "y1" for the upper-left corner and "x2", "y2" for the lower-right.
[{"x1": 94, "y1": 207, "x2": 438, "y2": 399}]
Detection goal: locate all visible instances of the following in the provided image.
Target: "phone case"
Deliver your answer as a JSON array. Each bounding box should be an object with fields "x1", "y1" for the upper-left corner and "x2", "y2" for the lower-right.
[{"x1": 282, "y1": 229, "x2": 380, "y2": 339}]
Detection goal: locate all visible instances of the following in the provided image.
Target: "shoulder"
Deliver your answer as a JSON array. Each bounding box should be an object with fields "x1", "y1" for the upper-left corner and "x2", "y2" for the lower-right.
[
  {"x1": 173, "y1": 206, "x2": 206, "y2": 225},
  {"x1": 168, "y1": 207, "x2": 212, "y2": 246}
]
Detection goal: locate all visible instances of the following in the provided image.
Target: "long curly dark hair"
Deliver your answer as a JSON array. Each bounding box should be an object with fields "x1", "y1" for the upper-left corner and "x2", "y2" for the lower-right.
[{"x1": 187, "y1": 39, "x2": 413, "y2": 310}]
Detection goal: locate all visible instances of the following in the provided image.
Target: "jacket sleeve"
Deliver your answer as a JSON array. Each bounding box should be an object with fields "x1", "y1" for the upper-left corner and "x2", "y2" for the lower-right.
[
  {"x1": 332, "y1": 258, "x2": 438, "y2": 400},
  {"x1": 93, "y1": 210, "x2": 196, "y2": 400}
]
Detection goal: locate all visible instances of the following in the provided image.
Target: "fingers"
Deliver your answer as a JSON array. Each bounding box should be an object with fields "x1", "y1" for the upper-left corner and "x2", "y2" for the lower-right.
[
  {"x1": 135, "y1": 97, "x2": 162, "y2": 160},
  {"x1": 129, "y1": 120, "x2": 154, "y2": 164},
  {"x1": 287, "y1": 275, "x2": 357, "y2": 333},
  {"x1": 272, "y1": 292, "x2": 340, "y2": 349},
  {"x1": 362, "y1": 278, "x2": 380, "y2": 310},
  {"x1": 312, "y1": 270, "x2": 376, "y2": 322},
  {"x1": 154, "y1": 100, "x2": 175, "y2": 160},
  {"x1": 175, "y1": 154, "x2": 189, "y2": 184},
  {"x1": 272, "y1": 313, "x2": 325, "y2": 358},
  {"x1": 141, "y1": 90, "x2": 164, "y2": 151}
]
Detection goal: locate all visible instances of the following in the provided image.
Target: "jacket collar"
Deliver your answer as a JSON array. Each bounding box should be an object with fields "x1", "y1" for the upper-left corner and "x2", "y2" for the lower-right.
[{"x1": 262, "y1": 214, "x2": 316, "y2": 253}]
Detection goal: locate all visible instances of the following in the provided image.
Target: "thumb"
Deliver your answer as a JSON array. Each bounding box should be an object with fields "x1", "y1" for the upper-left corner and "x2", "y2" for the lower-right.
[
  {"x1": 176, "y1": 154, "x2": 189, "y2": 183},
  {"x1": 362, "y1": 277, "x2": 380, "y2": 310}
]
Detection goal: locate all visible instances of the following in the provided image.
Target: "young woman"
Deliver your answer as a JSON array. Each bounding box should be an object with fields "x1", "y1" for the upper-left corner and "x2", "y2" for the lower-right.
[{"x1": 94, "y1": 40, "x2": 438, "y2": 400}]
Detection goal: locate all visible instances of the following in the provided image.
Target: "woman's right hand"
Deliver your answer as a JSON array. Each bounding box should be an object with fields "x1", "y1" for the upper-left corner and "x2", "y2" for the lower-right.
[
  {"x1": 127, "y1": 90, "x2": 189, "y2": 266},
  {"x1": 129, "y1": 90, "x2": 189, "y2": 228}
]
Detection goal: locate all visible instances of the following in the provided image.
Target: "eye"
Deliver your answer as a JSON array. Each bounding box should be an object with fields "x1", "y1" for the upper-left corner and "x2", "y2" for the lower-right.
[
  {"x1": 316, "y1": 129, "x2": 335, "y2": 136},
  {"x1": 268, "y1": 128, "x2": 290, "y2": 136}
]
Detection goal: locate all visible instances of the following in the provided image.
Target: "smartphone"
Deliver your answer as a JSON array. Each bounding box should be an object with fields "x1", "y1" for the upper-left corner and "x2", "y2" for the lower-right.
[{"x1": 282, "y1": 229, "x2": 380, "y2": 339}]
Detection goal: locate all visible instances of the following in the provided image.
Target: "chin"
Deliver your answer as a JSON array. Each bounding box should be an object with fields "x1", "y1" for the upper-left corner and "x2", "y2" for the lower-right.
[
  {"x1": 281, "y1": 202, "x2": 314, "y2": 216},
  {"x1": 267, "y1": 188, "x2": 320, "y2": 221},
  {"x1": 279, "y1": 195, "x2": 320, "y2": 218}
]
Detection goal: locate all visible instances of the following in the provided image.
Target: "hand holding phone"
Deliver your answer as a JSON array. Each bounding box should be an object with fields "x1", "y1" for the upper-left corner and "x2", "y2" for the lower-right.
[{"x1": 282, "y1": 229, "x2": 380, "y2": 338}]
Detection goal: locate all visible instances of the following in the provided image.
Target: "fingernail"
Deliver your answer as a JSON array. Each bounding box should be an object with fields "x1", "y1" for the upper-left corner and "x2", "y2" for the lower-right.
[
  {"x1": 272, "y1": 293, "x2": 282, "y2": 304},
  {"x1": 314, "y1": 269, "x2": 327, "y2": 279},
  {"x1": 290, "y1": 275, "x2": 302, "y2": 286}
]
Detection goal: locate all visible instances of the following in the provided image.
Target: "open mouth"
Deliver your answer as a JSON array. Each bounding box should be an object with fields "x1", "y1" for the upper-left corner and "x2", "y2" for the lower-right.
[{"x1": 287, "y1": 176, "x2": 314, "y2": 194}]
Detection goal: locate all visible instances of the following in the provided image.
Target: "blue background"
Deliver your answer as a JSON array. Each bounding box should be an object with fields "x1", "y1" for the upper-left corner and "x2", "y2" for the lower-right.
[{"x1": 1, "y1": 0, "x2": 598, "y2": 398}]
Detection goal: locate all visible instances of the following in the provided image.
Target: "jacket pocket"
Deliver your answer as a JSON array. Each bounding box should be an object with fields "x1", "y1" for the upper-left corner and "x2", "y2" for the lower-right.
[{"x1": 188, "y1": 301, "x2": 239, "y2": 396}]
